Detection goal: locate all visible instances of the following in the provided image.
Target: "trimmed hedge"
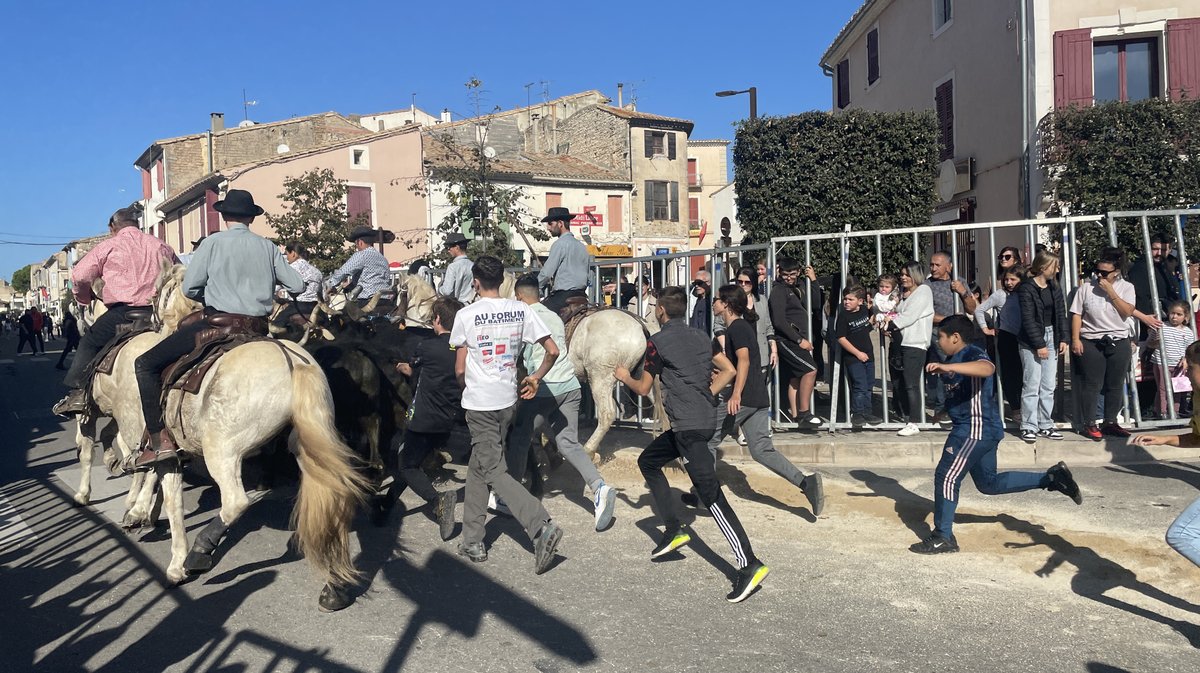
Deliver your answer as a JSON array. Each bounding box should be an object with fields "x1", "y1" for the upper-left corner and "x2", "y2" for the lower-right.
[{"x1": 733, "y1": 109, "x2": 939, "y2": 281}]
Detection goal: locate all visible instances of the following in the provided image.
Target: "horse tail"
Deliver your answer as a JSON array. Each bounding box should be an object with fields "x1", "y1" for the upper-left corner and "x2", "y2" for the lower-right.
[{"x1": 289, "y1": 362, "x2": 370, "y2": 589}]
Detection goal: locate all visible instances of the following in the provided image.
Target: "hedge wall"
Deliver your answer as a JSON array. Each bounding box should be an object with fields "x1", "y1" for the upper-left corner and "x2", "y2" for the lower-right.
[{"x1": 733, "y1": 109, "x2": 939, "y2": 281}]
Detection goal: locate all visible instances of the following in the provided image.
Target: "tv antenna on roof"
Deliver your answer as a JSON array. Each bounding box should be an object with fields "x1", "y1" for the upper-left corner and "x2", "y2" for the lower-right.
[{"x1": 242, "y1": 88, "x2": 258, "y2": 121}]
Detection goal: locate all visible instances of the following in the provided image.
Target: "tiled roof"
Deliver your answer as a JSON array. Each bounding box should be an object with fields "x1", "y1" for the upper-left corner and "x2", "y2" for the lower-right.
[
  {"x1": 820, "y1": 0, "x2": 882, "y2": 67},
  {"x1": 135, "y1": 112, "x2": 371, "y2": 167},
  {"x1": 597, "y1": 106, "x2": 693, "y2": 127},
  {"x1": 424, "y1": 141, "x2": 629, "y2": 184}
]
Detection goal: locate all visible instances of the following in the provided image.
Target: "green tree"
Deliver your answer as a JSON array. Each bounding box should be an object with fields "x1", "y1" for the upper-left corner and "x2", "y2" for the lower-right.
[
  {"x1": 406, "y1": 78, "x2": 548, "y2": 269},
  {"x1": 1039, "y1": 97, "x2": 1200, "y2": 265},
  {"x1": 733, "y1": 109, "x2": 939, "y2": 282},
  {"x1": 266, "y1": 168, "x2": 368, "y2": 274},
  {"x1": 11, "y1": 266, "x2": 30, "y2": 293}
]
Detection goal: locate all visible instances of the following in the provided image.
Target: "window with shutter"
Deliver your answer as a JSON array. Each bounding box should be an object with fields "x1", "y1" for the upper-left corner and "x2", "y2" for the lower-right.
[
  {"x1": 347, "y1": 186, "x2": 373, "y2": 227},
  {"x1": 687, "y1": 158, "x2": 698, "y2": 186},
  {"x1": 155, "y1": 159, "x2": 165, "y2": 193},
  {"x1": 608, "y1": 195, "x2": 623, "y2": 232},
  {"x1": 141, "y1": 169, "x2": 151, "y2": 200},
  {"x1": 933, "y1": 0, "x2": 952, "y2": 31},
  {"x1": 645, "y1": 181, "x2": 654, "y2": 220},
  {"x1": 836, "y1": 59, "x2": 851, "y2": 109},
  {"x1": 1168, "y1": 18, "x2": 1200, "y2": 100},
  {"x1": 669, "y1": 182, "x2": 679, "y2": 222},
  {"x1": 667, "y1": 133, "x2": 676, "y2": 160},
  {"x1": 205, "y1": 189, "x2": 221, "y2": 234},
  {"x1": 867, "y1": 28, "x2": 880, "y2": 85},
  {"x1": 688, "y1": 197, "x2": 700, "y2": 233},
  {"x1": 1053, "y1": 28, "x2": 1094, "y2": 108},
  {"x1": 1094, "y1": 37, "x2": 1160, "y2": 102},
  {"x1": 546, "y1": 192, "x2": 562, "y2": 210},
  {"x1": 935, "y1": 79, "x2": 954, "y2": 162},
  {"x1": 644, "y1": 130, "x2": 654, "y2": 158}
]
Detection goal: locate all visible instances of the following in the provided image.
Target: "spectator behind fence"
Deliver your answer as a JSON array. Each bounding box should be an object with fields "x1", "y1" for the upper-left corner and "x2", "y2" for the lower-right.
[
  {"x1": 994, "y1": 246, "x2": 1024, "y2": 290},
  {"x1": 925, "y1": 251, "x2": 978, "y2": 421},
  {"x1": 769, "y1": 258, "x2": 824, "y2": 429},
  {"x1": 974, "y1": 265, "x2": 1028, "y2": 421},
  {"x1": 882, "y1": 260, "x2": 934, "y2": 437},
  {"x1": 1015, "y1": 250, "x2": 1067, "y2": 443},
  {"x1": 1147, "y1": 299, "x2": 1194, "y2": 417},
  {"x1": 1130, "y1": 233, "x2": 1182, "y2": 418},
  {"x1": 835, "y1": 285, "x2": 880, "y2": 426}
]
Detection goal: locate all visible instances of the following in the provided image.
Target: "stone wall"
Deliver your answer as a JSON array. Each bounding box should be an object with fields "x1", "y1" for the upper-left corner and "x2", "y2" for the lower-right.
[{"x1": 554, "y1": 107, "x2": 629, "y2": 170}]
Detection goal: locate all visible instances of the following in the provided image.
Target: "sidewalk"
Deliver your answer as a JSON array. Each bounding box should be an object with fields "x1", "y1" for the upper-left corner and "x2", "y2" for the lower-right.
[{"x1": 596, "y1": 423, "x2": 1200, "y2": 468}]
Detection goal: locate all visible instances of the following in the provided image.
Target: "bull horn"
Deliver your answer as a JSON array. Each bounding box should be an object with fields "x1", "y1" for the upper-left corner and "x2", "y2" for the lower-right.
[
  {"x1": 297, "y1": 330, "x2": 310, "y2": 348},
  {"x1": 308, "y1": 304, "x2": 321, "y2": 325},
  {"x1": 363, "y1": 292, "x2": 382, "y2": 313},
  {"x1": 267, "y1": 323, "x2": 285, "y2": 335},
  {"x1": 318, "y1": 300, "x2": 340, "y2": 316}
]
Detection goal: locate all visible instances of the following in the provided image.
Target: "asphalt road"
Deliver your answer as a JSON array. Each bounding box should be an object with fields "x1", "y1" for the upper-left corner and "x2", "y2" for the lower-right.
[{"x1": 2, "y1": 334, "x2": 1200, "y2": 672}]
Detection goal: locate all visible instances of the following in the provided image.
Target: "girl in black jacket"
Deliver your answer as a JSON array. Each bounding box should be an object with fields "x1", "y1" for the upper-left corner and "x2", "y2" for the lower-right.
[{"x1": 1015, "y1": 250, "x2": 1068, "y2": 442}]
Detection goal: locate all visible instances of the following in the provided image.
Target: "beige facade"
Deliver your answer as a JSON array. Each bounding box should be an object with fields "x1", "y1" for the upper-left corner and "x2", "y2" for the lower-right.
[
  {"x1": 158, "y1": 125, "x2": 427, "y2": 265},
  {"x1": 686, "y1": 139, "x2": 732, "y2": 248}
]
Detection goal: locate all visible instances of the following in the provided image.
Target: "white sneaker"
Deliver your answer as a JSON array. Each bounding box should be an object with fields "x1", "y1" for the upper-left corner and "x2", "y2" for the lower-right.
[
  {"x1": 737, "y1": 432, "x2": 748, "y2": 446},
  {"x1": 593, "y1": 483, "x2": 616, "y2": 531},
  {"x1": 897, "y1": 423, "x2": 920, "y2": 437}
]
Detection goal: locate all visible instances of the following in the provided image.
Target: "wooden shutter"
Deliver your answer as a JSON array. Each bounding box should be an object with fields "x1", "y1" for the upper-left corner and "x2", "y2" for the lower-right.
[
  {"x1": 644, "y1": 130, "x2": 654, "y2": 158},
  {"x1": 688, "y1": 197, "x2": 700, "y2": 229},
  {"x1": 867, "y1": 29, "x2": 879, "y2": 84},
  {"x1": 1168, "y1": 19, "x2": 1200, "y2": 100},
  {"x1": 1053, "y1": 28, "x2": 1094, "y2": 108},
  {"x1": 608, "y1": 195, "x2": 623, "y2": 232},
  {"x1": 155, "y1": 159, "x2": 165, "y2": 193},
  {"x1": 687, "y1": 158, "x2": 698, "y2": 185},
  {"x1": 347, "y1": 186, "x2": 373, "y2": 227},
  {"x1": 141, "y1": 169, "x2": 151, "y2": 199},
  {"x1": 644, "y1": 181, "x2": 654, "y2": 219},
  {"x1": 205, "y1": 189, "x2": 221, "y2": 234},
  {"x1": 546, "y1": 192, "x2": 562, "y2": 210},
  {"x1": 836, "y1": 59, "x2": 850, "y2": 108},
  {"x1": 935, "y1": 79, "x2": 954, "y2": 162},
  {"x1": 669, "y1": 182, "x2": 679, "y2": 222},
  {"x1": 667, "y1": 133, "x2": 676, "y2": 160}
]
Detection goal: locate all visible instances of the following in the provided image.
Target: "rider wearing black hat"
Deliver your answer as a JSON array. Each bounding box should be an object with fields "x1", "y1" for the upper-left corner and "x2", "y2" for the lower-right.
[
  {"x1": 439, "y1": 232, "x2": 475, "y2": 303},
  {"x1": 325, "y1": 225, "x2": 393, "y2": 309},
  {"x1": 537, "y1": 207, "x2": 592, "y2": 317}
]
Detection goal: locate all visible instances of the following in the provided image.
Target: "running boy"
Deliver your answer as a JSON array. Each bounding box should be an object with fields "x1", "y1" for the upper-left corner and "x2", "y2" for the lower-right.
[
  {"x1": 1133, "y1": 340, "x2": 1200, "y2": 567},
  {"x1": 911, "y1": 315, "x2": 1083, "y2": 554},
  {"x1": 614, "y1": 286, "x2": 769, "y2": 602},
  {"x1": 835, "y1": 286, "x2": 880, "y2": 426},
  {"x1": 393, "y1": 296, "x2": 464, "y2": 541}
]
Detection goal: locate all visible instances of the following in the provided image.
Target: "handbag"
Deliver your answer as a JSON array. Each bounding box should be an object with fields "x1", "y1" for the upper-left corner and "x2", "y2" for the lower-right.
[{"x1": 1171, "y1": 361, "x2": 1192, "y2": 393}]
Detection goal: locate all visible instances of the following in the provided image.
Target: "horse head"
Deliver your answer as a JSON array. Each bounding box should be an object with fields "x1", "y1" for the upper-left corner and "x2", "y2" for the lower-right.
[
  {"x1": 154, "y1": 261, "x2": 201, "y2": 334},
  {"x1": 400, "y1": 273, "x2": 437, "y2": 328}
]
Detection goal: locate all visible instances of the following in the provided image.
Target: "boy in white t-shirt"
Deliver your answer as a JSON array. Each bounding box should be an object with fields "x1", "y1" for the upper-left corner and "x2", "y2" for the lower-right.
[{"x1": 449, "y1": 255, "x2": 564, "y2": 574}]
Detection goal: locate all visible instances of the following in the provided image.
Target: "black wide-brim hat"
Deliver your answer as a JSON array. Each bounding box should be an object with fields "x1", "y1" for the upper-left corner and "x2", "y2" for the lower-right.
[
  {"x1": 346, "y1": 225, "x2": 396, "y2": 244},
  {"x1": 541, "y1": 206, "x2": 573, "y2": 223},
  {"x1": 443, "y1": 232, "x2": 470, "y2": 248},
  {"x1": 212, "y1": 189, "x2": 264, "y2": 217}
]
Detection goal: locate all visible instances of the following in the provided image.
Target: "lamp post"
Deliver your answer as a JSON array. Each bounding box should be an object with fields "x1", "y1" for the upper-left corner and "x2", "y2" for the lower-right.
[{"x1": 715, "y1": 87, "x2": 757, "y2": 120}]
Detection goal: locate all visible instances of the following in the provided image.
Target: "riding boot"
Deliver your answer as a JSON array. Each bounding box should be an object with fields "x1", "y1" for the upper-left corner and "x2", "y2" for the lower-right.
[
  {"x1": 133, "y1": 429, "x2": 180, "y2": 469},
  {"x1": 52, "y1": 388, "x2": 86, "y2": 417}
]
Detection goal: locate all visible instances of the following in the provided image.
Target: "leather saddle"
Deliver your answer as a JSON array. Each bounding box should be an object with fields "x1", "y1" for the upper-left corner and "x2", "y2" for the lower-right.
[
  {"x1": 90, "y1": 309, "x2": 155, "y2": 378},
  {"x1": 563, "y1": 304, "x2": 650, "y2": 346},
  {"x1": 161, "y1": 311, "x2": 270, "y2": 397}
]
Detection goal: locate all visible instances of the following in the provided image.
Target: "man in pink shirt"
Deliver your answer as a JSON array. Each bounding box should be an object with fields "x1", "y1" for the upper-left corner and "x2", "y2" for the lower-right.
[{"x1": 53, "y1": 204, "x2": 178, "y2": 416}]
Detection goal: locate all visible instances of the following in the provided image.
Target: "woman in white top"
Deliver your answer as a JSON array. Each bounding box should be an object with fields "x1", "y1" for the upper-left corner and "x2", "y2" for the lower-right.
[{"x1": 882, "y1": 260, "x2": 934, "y2": 437}]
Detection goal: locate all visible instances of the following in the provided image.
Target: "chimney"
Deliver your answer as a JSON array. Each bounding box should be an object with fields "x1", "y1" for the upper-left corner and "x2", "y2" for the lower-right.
[
  {"x1": 441, "y1": 108, "x2": 453, "y2": 123},
  {"x1": 210, "y1": 112, "x2": 225, "y2": 132},
  {"x1": 617, "y1": 83, "x2": 623, "y2": 108}
]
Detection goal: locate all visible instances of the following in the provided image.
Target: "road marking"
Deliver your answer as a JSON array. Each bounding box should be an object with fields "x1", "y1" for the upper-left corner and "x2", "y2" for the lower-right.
[{"x1": 0, "y1": 493, "x2": 38, "y2": 549}]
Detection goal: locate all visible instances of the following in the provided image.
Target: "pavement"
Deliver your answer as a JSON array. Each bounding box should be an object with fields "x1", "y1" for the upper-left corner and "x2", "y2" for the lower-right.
[{"x1": 3, "y1": 334, "x2": 1200, "y2": 672}]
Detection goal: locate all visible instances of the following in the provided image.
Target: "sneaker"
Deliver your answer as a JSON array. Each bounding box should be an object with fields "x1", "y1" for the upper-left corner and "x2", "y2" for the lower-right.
[
  {"x1": 933, "y1": 410, "x2": 950, "y2": 425},
  {"x1": 1020, "y1": 429, "x2": 1038, "y2": 444},
  {"x1": 1080, "y1": 425, "x2": 1103, "y2": 442},
  {"x1": 651, "y1": 525, "x2": 692, "y2": 558},
  {"x1": 593, "y1": 483, "x2": 616, "y2": 531},
  {"x1": 726, "y1": 560, "x2": 770, "y2": 603},
  {"x1": 457, "y1": 541, "x2": 487, "y2": 563},
  {"x1": 861, "y1": 413, "x2": 883, "y2": 426},
  {"x1": 1046, "y1": 461, "x2": 1082, "y2": 505},
  {"x1": 797, "y1": 412, "x2": 824, "y2": 429},
  {"x1": 52, "y1": 389, "x2": 86, "y2": 417},
  {"x1": 909, "y1": 534, "x2": 959, "y2": 554},
  {"x1": 533, "y1": 521, "x2": 563, "y2": 574},
  {"x1": 1037, "y1": 428, "x2": 1065, "y2": 441},
  {"x1": 737, "y1": 432, "x2": 748, "y2": 446},
  {"x1": 487, "y1": 492, "x2": 512, "y2": 517},
  {"x1": 435, "y1": 490, "x2": 457, "y2": 541},
  {"x1": 851, "y1": 413, "x2": 866, "y2": 428},
  {"x1": 680, "y1": 490, "x2": 701, "y2": 508},
  {"x1": 897, "y1": 423, "x2": 920, "y2": 437},
  {"x1": 801, "y1": 473, "x2": 825, "y2": 517},
  {"x1": 1100, "y1": 421, "x2": 1130, "y2": 438}
]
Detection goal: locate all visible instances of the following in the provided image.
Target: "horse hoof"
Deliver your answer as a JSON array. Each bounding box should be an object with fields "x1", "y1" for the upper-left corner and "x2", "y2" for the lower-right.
[
  {"x1": 167, "y1": 569, "x2": 187, "y2": 585},
  {"x1": 72, "y1": 493, "x2": 89, "y2": 507},
  {"x1": 318, "y1": 584, "x2": 354, "y2": 613},
  {"x1": 121, "y1": 513, "x2": 148, "y2": 530},
  {"x1": 184, "y1": 551, "x2": 215, "y2": 575}
]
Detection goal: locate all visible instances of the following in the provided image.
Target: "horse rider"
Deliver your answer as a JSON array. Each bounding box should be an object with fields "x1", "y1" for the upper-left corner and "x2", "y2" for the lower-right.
[
  {"x1": 537, "y1": 207, "x2": 592, "y2": 317},
  {"x1": 284, "y1": 241, "x2": 323, "y2": 317},
  {"x1": 53, "y1": 204, "x2": 179, "y2": 417},
  {"x1": 326, "y1": 225, "x2": 393, "y2": 310},
  {"x1": 131, "y1": 189, "x2": 305, "y2": 469},
  {"x1": 439, "y1": 232, "x2": 476, "y2": 303}
]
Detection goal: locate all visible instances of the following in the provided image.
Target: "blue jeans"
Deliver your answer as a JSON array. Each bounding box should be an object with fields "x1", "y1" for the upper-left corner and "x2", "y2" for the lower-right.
[
  {"x1": 933, "y1": 433, "x2": 1049, "y2": 538},
  {"x1": 844, "y1": 358, "x2": 875, "y2": 415},
  {"x1": 926, "y1": 328, "x2": 946, "y2": 412},
  {"x1": 1167, "y1": 496, "x2": 1200, "y2": 567},
  {"x1": 1018, "y1": 327, "x2": 1058, "y2": 433}
]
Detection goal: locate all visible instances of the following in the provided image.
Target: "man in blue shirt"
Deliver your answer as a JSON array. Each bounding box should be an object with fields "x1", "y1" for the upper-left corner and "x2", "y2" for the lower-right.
[
  {"x1": 326, "y1": 226, "x2": 393, "y2": 310},
  {"x1": 537, "y1": 207, "x2": 591, "y2": 317},
  {"x1": 911, "y1": 315, "x2": 1083, "y2": 554},
  {"x1": 438, "y1": 232, "x2": 475, "y2": 303}
]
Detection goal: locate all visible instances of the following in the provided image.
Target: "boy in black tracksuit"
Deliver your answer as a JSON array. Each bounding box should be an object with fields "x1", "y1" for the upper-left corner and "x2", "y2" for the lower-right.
[
  {"x1": 615, "y1": 286, "x2": 769, "y2": 603},
  {"x1": 393, "y1": 296, "x2": 465, "y2": 540}
]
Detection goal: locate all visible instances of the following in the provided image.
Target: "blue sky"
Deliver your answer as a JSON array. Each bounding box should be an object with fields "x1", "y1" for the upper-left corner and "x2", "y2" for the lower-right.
[{"x1": 0, "y1": 0, "x2": 857, "y2": 281}]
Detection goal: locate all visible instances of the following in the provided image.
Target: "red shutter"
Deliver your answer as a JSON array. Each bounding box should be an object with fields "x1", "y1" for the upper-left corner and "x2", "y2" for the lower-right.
[
  {"x1": 1054, "y1": 28, "x2": 1094, "y2": 108},
  {"x1": 347, "y1": 186, "x2": 372, "y2": 226},
  {"x1": 1168, "y1": 19, "x2": 1200, "y2": 100},
  {"x1": 155, "y1": 159, "x2": 165, "y2": 193},
  {"x1": 687, "y1": 159, "x2": 698, "y2": 185},
  {"x1": 608, "y1": 195, "x2": 623, "y2": 233},
  {"x1": 546, "y1": 192, "x2": 562, "y2": 210},
  {"x1": 205, "y1": 189, "x2": 221, "y2": 234},
  {"x1": 688, "y1": 197, "x2": 700, "y2": 229},
  {"x1": 141, "y1": 169, "x2": 152, "y2": 199}
]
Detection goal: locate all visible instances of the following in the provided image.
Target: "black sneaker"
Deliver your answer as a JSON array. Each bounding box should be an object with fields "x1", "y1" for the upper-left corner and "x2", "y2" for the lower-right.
[
  {"x1": 1046, "y1": 461, "x2": 1082, "y2": 505},
  {"x1": 797, "y1": 412, "x2": 824, "y2": 429},
  {"x1": 1037, "y1": 428, "x2": 1065, "y2": 441},
  {"x1": 726, "y1": 560, "x2": 770, "y2": 603},
  {"x1": 533, "y1": 521, "x2": 562, "y2": 574},
  {"x1": 457, "y1": 541, "x2": 487, "y2": 563},
  {"x1": 801, "y1": 473, "x2": 825, "y2": 517},
  {"x1": 1020, "y1": 429, "x2": 1037, "y2": 444},
  {"x1": 1100, "y1": 421, "x2": 1131, "y2": 438},
  {"x1": 680, "y1": 491, "x2": 700, "y2": 508},
  {"x1": 861, "y1": 413, "x2": 883, "y2": 425},
  {"x1": 851, "y1": 413, "x2": 865, "y2": 427},
  {"x1": 909, "y1": 534, "x2": 959, "y2": 554},
  {"x1": 651, "y1": 525, "x2": 692, "y2": 558}
]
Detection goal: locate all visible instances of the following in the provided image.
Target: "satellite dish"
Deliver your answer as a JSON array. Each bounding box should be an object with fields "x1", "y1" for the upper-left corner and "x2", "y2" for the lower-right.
[
  {"x1": 238, "y1": 119, "x2": 255, "y2": 128},
  {"x1": 276, "y1": 143, "x2": 290, "y2": 154},
  {"x1": 483, "y1": 146, "x2": 497, "y2": 159},
  {"x1": 937, "y1": 159, "x2": 957, "y2": 202}
]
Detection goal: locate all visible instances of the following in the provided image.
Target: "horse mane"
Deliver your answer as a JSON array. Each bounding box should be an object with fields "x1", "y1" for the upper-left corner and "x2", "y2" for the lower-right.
[{"x1": 156, "y1": 261, "x2": 198, "y2": 331}]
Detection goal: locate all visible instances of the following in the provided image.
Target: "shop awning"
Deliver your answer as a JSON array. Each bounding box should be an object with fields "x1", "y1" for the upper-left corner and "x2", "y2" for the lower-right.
[{"x1": 587, "y1": 244, "x2": 632, "y2": 257}]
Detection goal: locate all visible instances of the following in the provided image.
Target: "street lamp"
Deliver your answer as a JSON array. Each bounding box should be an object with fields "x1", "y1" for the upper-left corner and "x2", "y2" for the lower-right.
[{"x1": 715, "y1": 87, "x2": 757, "y2": 120}]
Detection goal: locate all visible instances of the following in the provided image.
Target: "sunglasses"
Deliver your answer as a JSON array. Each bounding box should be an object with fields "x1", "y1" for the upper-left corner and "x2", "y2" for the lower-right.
[
  {"x1": 1094, "y1": 268, "x2": 1117, "y2": 277},
  {"x1": 997, "y1": 254, "x2": 1015, "y2": 261},
  {"x1": 736, "y1": 279, "x2": 753, "y2": 286}
]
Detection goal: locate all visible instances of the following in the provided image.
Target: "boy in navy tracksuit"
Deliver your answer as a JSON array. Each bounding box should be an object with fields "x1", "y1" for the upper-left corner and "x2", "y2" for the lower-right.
[{"x1": 911, "y1": 315, "x2": 1083, "y2": 554}]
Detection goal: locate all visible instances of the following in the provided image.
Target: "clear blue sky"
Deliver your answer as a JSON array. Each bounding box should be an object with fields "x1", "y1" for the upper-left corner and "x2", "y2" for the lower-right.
[{"x1": 0, "y1": 0, "x2": 858, "y2": 281}]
